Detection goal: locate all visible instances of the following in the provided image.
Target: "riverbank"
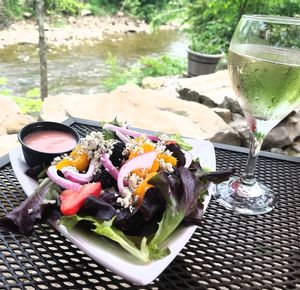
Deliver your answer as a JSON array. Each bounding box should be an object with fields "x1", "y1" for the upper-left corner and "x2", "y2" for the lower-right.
[{"x1": 0, "y1": 14, "x2": 157, "y2": 48}]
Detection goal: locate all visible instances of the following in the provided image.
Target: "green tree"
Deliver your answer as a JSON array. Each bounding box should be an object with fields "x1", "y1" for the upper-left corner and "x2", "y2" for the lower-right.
[
  {"x1": 36, "y1": 0, "x2": 48, "y2": 101},
  {"x1": 186, "y1": 0, "x2": 300, "y2": 53}
]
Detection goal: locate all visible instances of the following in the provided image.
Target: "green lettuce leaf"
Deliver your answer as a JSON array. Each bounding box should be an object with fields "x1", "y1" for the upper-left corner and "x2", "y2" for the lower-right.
[
  {"x1": 100, "y1": 117, "x2": 125, "y2": 140},
  {"x1": 60, "y1": 215, "x2": 151, "y2": 263},
  {"x1": 148, "y1": 166, "x2": 207, "y2": 259},
  {"x1": 168, "y1": 133, "x2": 193, "y2": 151}
]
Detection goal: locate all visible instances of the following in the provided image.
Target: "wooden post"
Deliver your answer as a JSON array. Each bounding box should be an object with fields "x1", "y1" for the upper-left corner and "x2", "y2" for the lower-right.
[{"x1": 36, "y1": 0, "x2": 48, "y2": 101}]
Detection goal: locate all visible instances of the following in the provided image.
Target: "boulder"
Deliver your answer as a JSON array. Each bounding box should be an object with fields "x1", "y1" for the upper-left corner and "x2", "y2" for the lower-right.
[
  {"x1": 5, "y1": 114, "x2": 35, "y2": 134},
  {"x1": 229, "y1": 113, "x2": 249, "y2": 146},
  {"x1": 0, "y1": 95, "x2": 20, "y2": 116},
  {"x1": 23, "y1": 12, "x2": 33, "y2": 19},
  {"x1": 212, "y1": 108, "x2": 232, "y2": 124},
  {"x1": 177, "y1": 70, "x2": 243, "y2": 114},
  {"x1": 142, "y1": 76, "x2": 180, "y2": 98},
  {"x1": 291, "y1": 140, "x2": 300, "y2": 153},
  {"x1": 0, "y1": 95, "x2": 34, "y2": 135},
  {"x1": 80, "y1": 9, "x2": 93, "y2": 17},
  {"x1": 41, "y1": 84, "x2": 241, "y2": 145},
  {"x1": 287, "y1": 140, "x2": 300, "y2": 157},
  {"x1": 142, "y1": 77, "x2": 163, "y2": 90},
  {"x1": 263, "y1": 110, "x2": 300, "y2": 150},
  {"x1": 0, "y1": 134, "x2": 18, "y2": 156}
]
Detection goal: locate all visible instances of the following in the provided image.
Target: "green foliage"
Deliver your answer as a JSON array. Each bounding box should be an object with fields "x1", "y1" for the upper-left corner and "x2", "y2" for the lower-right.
[
  {"x1": 86, "y1": 0, "x2": 122, "y2": 15},
  {"x1": 190, "y1": 36, "x2": 222, "y2": 55},
  {"x1": 25, "y1": 87, "x2": 40, "y2": 98},
  {"x1": 3, "y1": 0, "x2": 26, "y2": 18},
  {"x1": 140, "y1": 55, "x2": 186, "y2": 77},
  {"x1": 0, "y1": 77, "x2": 7, "y2": 85},
  {"x1": 86, "y1": 0, "x2": 107, "y2": 16},
  {"x1": 186, "y1": 0, "x2": 300, "y2": 54},
  {"x1": 0, "y1": 78, "x2": 42, "y2": 116},
  {"x1": 0, "y1": 89, "x2": 11, "y2": 96},
  {"x1": 3, "y1": 0, "x2": 189, "y2": 22},
  {"x1": 101, "y1": 53, "x2": 186, "y2": 91},
  {"x1": 45, "y1": 0, "x2": 85, "y2": 15},
  {"x1": 101, "y1": 52, "x2": 133, "y2": 91},
  {"x1": 13, "y1": 87, "x2": 42, "y2": 116},
  {"x1": 149, "y1": 0, "x2": 189, "y2": 28},
  {"x1": 12, "y1": 95, "x2": 42, "y2": 115},
  {"x1": 258, "y1": 23, "x2": 300, "y2": 48},
  {"x1": 123, "y1": 0, "x2": 182, "y2": 24}
]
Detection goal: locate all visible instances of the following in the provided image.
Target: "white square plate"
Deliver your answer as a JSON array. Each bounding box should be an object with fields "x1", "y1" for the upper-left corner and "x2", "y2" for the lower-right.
[{"x1": 9, "y1": 138, "x2": 216, "y2": 285}]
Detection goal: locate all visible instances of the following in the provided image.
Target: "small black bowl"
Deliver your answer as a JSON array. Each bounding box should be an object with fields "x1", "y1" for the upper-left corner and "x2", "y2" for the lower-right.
[{"x1": 18, "y1": 121, "x2": 80, "y2": 168}]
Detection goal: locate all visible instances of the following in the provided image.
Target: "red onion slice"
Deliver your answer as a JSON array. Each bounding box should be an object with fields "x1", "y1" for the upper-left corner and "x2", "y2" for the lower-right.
[
  {"x1": 47, "y1": 166, "x2": 81, "y2": 191},
  {"x1": 61, "y1": 159, "x2": 96, "y2": 184},
  {"x1": 116, "y1": 129, "x2": 130, "y2": 143},
  {"x1": 103, "y1": 124, "x2": 159, "y2": 142},
  {"x1": 117, "y1": 151, "x2": 157, "y2": 194},
  {"x1": 100, "y1": 153, "x2": 119, "y2": 180}
]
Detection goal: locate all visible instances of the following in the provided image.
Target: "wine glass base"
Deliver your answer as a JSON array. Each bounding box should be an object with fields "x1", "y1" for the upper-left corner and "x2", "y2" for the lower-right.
[{"x1": 214, "y1": 176, "x2": 277, "y2": 215}]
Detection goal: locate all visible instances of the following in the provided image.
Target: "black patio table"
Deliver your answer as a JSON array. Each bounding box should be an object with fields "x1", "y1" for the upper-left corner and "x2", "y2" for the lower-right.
[{"x1": 0, "y1": 117, "x2": 299, "y2": 290}]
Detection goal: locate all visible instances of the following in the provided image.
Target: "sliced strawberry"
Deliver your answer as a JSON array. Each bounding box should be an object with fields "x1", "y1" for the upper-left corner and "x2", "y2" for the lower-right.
[{"x1": 60, "y1": 182, "x2": 102, "y2": 216}]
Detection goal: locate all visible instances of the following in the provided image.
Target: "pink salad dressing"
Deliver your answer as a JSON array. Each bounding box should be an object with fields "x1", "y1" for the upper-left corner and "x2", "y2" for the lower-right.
[{"x1": 23, "y1": 130, "x2": 77, "y2": 153}]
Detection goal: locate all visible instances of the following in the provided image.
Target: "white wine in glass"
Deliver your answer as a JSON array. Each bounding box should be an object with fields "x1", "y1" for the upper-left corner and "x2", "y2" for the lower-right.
[{"x1": 214, "y1": 15, "x2": 300, "y2": 215}]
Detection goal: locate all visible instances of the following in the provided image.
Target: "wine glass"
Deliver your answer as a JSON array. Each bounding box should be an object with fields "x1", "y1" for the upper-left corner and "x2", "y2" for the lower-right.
[{"x1": 214, "y1": 15, "x2": 300, "y2": 215}]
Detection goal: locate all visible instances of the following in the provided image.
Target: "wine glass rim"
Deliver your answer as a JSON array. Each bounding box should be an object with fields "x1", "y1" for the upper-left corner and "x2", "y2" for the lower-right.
[{"x1": 242, "y1": 14, "x2": 300, "y2": 25}]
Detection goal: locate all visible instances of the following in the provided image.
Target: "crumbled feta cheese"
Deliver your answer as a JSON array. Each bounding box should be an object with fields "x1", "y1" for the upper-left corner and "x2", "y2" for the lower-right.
[
  {"x1": 164, "y1": 149, "x2": 173, "y2": 156},
  {"x1": 78, "y1": 131, "x2": 115, "y2": 159},
  {"x1": 128, "y1": 173, "x2": 143, "y2": 190},
  {"x1": 159, "y1": 158, "x2": 174, "y2": 173},
  {"x1": 159, "y1": 134, "x2": 169, "y2": 141},
  {"x1": 117, "y1": 187, "x2": 134, "y2": 208},
  {"x1": 51, "y1": 153, "x2": 68, "y2": 165},
  {"x1": 65, "y1": 165, "x2": 78, "y2": 172},
  {"x1": 124, "y1": 134, "x2": 148, "y2": 153},
  {"x1": 80, "y1": 131, "x2": 105, "y2": 152},
  {"x1": 154, "y1": 141, "x2": 166, "y2": 153}
]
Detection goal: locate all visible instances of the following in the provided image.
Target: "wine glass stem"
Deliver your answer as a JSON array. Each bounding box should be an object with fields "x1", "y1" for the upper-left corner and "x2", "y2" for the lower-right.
[{"x1": 241, "y1": 131, "x2": 264, "y2": 186}]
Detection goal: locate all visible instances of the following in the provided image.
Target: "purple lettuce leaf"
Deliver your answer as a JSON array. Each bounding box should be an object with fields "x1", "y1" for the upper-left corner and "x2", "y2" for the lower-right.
[
  {"x1": 166, "y1": 143, "x2": 186, "y2": 166},
  {"x1": 79, "y1": 187, "x2": 166, "y2": 237},
  {"x1": 147, "y1": 166, "x2": 208, "y2": 259},
  {"x1": 197, "y1": 168, "x2": 236, "y2": 184},
  {"x1": 0, "y1": 178, "x2": 60, "y2": 234}
]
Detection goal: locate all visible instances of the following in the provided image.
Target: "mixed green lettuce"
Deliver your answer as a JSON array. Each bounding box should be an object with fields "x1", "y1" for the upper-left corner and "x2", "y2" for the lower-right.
[{"x1": 0, "y1": 164, "x2": 234, "y2": 262}]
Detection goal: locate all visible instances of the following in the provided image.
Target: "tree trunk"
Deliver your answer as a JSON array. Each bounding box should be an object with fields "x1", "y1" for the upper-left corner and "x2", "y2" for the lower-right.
[{"x1": 36, "y1": 0, "x2": 48, "y2": 101}]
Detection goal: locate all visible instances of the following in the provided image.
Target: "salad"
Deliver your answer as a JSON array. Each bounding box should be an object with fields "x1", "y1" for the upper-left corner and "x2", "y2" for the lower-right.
[{"x1": 0, "y1": 121, "x2": 233, "y2": 263}]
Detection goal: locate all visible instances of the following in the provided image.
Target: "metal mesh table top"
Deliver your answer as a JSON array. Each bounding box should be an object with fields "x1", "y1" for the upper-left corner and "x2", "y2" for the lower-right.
[{"x1": 0, "y1": 118, "x2": 299, "y2": 290}]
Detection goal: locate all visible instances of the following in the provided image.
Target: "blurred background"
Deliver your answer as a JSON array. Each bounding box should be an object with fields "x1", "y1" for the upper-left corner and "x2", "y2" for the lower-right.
[{"x1": 0, "y1": 0, "x2": 300, "y2": 157}]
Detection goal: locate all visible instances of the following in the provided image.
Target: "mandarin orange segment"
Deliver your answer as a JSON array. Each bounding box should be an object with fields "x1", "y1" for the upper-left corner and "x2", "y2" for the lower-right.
[
  {"x1": 134, "y1": 172, "x2": 157, "y2": 201},
  {"x1": 70, "y1": 147, "x2": 89, "y2": 171},
  {"x1": 129, "y1": 143, "x2": 155, "y2": 160},
  {"x1": 158, "y1": 154, "x2": 177, "y2": 166},
  {"x1": 132, "y1": 155, "x2": 159, "y2": 178},
  {"x1": 150, "y1": 158, "x2": 160, "y2": 172},
  {"x1": 55, "y1": 146, "x2": 89, "y2": 172},
  {"x1": 56, "y1": 159, "x2": 73, "y2": 170}
]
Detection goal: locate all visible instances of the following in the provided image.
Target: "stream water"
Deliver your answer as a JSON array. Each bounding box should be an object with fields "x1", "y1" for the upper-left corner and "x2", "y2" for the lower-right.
[{"x1": 0, "y1": 30, "x2": 187, "y2": 97}]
